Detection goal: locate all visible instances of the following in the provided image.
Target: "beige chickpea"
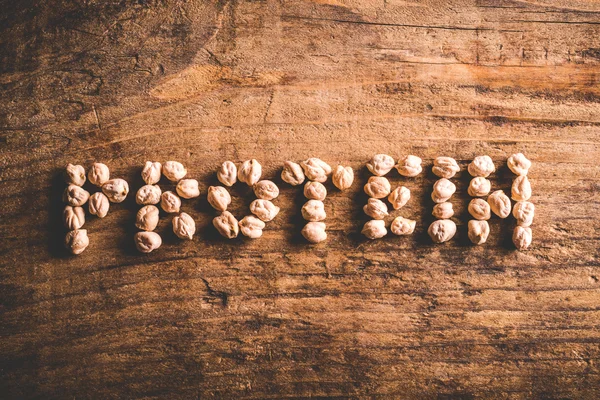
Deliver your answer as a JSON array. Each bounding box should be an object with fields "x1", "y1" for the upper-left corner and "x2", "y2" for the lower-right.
[
  {"x1": 217, "y1": 161, "x2": 237, "y2": 186},
  {"x1": 88, "y1": 192, "x2": 110, "y2": 218},
  {"x1": 136, "y1": 205, "x2": 160, "y2": 231},
  {"x1": 176, "y1": 179, "x2": 200, "y2": 199},
  {"x1": 513, "y1": 226, "x2": 532, "y2": 250},
  {"x1": 395, "y1": 155, "x2": 422, "y2": 177},
  {"x1": 238, "y1": 159, "x2": 262, "y2": 186},
  {"x1": 64, "y1": 163, "x2": 86, "y2": 186},
  {"x1": 362, "y1": 220, "x2": 387, "y2": 239},
  {"x1": 468, "y1": 155, "x2": 495, "y2": 177},
  {"x1": 468, "y1": 198, "x2": 491, "y2": 220},
  {"x1": 63, "y1": 206, "x2": 85, "y2": 230},
  {"x1": 207, "y1": 186, "x2": 231, "y2": 212},
  {"x1": 468, "y1": 220, "x2": 490, "y2": 245},
  {"x1": 432, "y1": 157, "x2": 460, "y2": 179},
  {"x1": 302, "y1": 200, "x2": 326, "y2": 222},
  {"x1": 250, "y1": 199, "x2": 280, "y2": 222},
  {"x1": 88, "y1": 162, "x2": 110, "y2": 186},
  {"x1": 364, "y1": 176, "x2": 391, "y2": 199},
  {"x1": 213, "y1": 211, "x2": 239, "y2": 239},
  {"x1": 101, "y1": 178, "x2": 129, "y2": 203},
  {"x1": 302, "y1": 221, "x2": 327, "y2": 243},
  {"x1": 173, "y1": 212, "x2": 196, "y2": 240},
  {"x1": 301, "y1": 158, "x2": 331, "y2": 182},
  {"x1": 65, "y1": 229, "x2": 89, "y2": 255},
  {"x1": 304, "y1": 181, "x2": 327, "y2": 201},
  {"x1": 363, "y1": 198, "x2": 388, "y2": 220},
  {"x1": 431, "y1": 178, "x2": 456, "y2": 203},
  {"x1": 468, "y1": 177, "x2": 491, "y2": 197},
  {"x1": 63, "y1": 184, "x2": 90, "y2": 207},
  {"x1": 507, "y1": 153, "x2": 531, "y2": 176},
  {"x1": 136, "y1": 184, "x2": 162, "y2": 205},
  {"x1": 239, "y1": 215, "x2": 266, "y2": 238},
  {"x1": 390, "y1": 217, "x2": 416, "y2": 236},
  {"x1": 281, "y1": 161, "x2": 305, "y2": 186},
  {"x1": 162, "y1": 161, "x2": 187, "y2": 182},
  {"x1": 487, "y1": 190, "x2": 511, "y2": 219},
  {"x1": 160, "y1": 191, "x2": 181, "y2": 213},
  {"x1": 428, "y1": 220, "x2": 457, "y2": 243},
  {"x1": 366, "y1": 154, "x2": 395, "y2": 176},
  {"x1": 511, "y1": 175, "x2": 532, "y2": 201},
  {"x1": 142, "y1": 161, "x2": 162, "y2": 185},
  {"x1": 332, "y1": 165, "x2": 354, "y2": 190},
  {"x1": 134, "y1": 231, "x2": 162, "y2": 253},
  {"x1": 388, "y1": 186, "x2": 410, "y2": 210},
  {"x1": 432, "y1": 202, "x2": 454, "y2": 219},
  {"x1": 253, "y1": 180, "x2": 279, "y2": 200},
  {"x1": 512, "y1": 201, "x2": 535, "y2": 227}
]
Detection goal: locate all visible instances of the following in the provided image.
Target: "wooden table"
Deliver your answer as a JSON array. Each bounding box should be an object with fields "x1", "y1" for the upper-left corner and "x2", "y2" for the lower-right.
[{"x1": 1, "y1": 0, "x2": 599, "y2": 398}]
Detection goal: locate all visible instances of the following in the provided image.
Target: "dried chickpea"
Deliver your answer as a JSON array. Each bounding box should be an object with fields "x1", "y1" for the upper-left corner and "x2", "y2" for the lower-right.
[
  {"x1": 487, "y1": 190, "x2": 511, "y2": 219},
  {"x1": 253, "y1": 180, "x2": 279, "y2": 200},
  {"x1": 213, "y1": 211, "x2": 239, "y2": 239},
  {"x1": 136, "y1": 205, "x2": 160, "y2": 231},
  {"x1": 432, "y1": 157, "x2": 460, "y2": 179},
  {"x1": 65, "y1": 229, "x2": 89, "y2": 255},
  {"x1": 239, "y1": 215, "x2": 266, "y2": 238},
  {"x1": 468, "y1": 220, "x2": 490, "y2": 245},
  {"x1": 362, "y1": 220, "x2": 387, "y2": 239},
  {"x1": 428, "y1": 220, "x2": 457, "y2": 243},
  {"x1": 281, "y1": 161, "x2": 305, "y2": 186},
  {"x1": 63, "y1": 184, "x2": 90, "y2": 207},
  {"x1": 432, "y1": 202, "x2": 453, "y2": 219},
  {"x1": 468, "y1": 155, "x2": 495, "y2": 177},
  {"x1": 332, "y1": 165, "x2": 353, "y2": 190},
  {"x1": 176, "y1": 179, "x2": 200, "y2": 199},
  {"x1": 173, "y1": 212, "x2": 196, "y2": 240},
  {"x1": 511, "y1": 175, "x2": 532, "y2": 201},
  {"x1": 507, "y1": 153, "x2": 531, "y2": 176},
  {"x1": 64, "y1": 163, "x2": 86, "y2": 186},
  {"x1": 238, "y1": 159, "x2": 262, "y2": 186},
  {"x1": 302, "y1": 200, "x2": 326, "y2": 222},
  {"x1": 217, "y1": 161, "x2": 237, "y2": 186},
  {"x1": 88, "y1": 192, "x2": 109, "y2": 218},
  {"x1": 513, "y1": 226, "x2": 532, "y2": 250},
  {"x1": 304, "y1": 181, "x2": 327, "y2": 201},
  {"x1": 134, "y1": 231, "x2": 162, "y2": 253},
  {"x1": 390, "y1": 217, "x2": 416, "y2": 236},
  {"x1": 468, "y1": 198, "x2": 491, "y2": 220},
  {"x1": 136, "y1": 184, "x2": 161, "y2": 205},
  {"x1": 364, "y1": 176, "x2": 391, "y2": 199},
  {"x1": 395, "y1": 155, "x2": 422, "y2": 177},
  {"x1": 88, "y1": 162, "x2": 109, "y2": 186},
  {"x1": 512, "y1": 201, "x2": 535, "y2": 227},
  {"x1": 301, "y1": 158, "x2": 331, "y2": 182},
  {"x1": 101, "y1": 178, "x2": 129, "y2": 203},
  {"x1": 207, "y1": 186, "x2": 231, "y2": 212},
  {"x1": 302, "y1": 222, "x2": 327, "y2": 243},
  {"x1": 363, "y1": 198, "x2": 388, "y2": 220},
  {"x1": 250, "y1": 199, "x2": 280, "y2": 222},
  {"x1": 160, "y1": 191, "x2": 181, "y2": 213},
  {"x1": 366, "y1": 154, "x2": 395, "y2": 176},
  {"x1": 63, "y1": 206, "x2": 85, "y2": 230},
  {"x1": 142, "y1": 161, "x2": 162, "y2": 185},
  {"x1": 468, "y1": 177, "x2": 491, "y2": 197},
  {"x1": 431, "y1": 178, "x2": 456, "y2": 203},
  {"x1": 163, "y1": 161, "x2": 187, "y2": 182},
  {"x1": 388, "y1": 186, "x2": 410, "y2": 210}
]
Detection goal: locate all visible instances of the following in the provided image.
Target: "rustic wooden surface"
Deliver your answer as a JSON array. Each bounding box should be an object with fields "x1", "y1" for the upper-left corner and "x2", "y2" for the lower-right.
[{"x1": 1, "y1": 0, "x2": 600, "y2": 398}]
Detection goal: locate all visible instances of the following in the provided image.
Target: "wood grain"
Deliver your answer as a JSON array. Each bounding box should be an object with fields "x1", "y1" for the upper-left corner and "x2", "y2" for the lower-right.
[{"x1": 1, "y1": 0, "x2": 600, "y2": 398}]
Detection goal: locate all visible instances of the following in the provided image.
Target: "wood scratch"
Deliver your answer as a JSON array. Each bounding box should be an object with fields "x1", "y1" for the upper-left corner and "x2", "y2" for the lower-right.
[{"x1": 92, "y1": 105, "x2": 102, "y2": 130}]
